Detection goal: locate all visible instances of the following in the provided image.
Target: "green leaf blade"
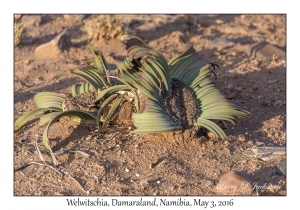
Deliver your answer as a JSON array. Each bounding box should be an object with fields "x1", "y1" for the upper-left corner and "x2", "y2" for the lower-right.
[
  {"x1": 43, "y1": 110, "x2": 96, "y2": 165},
  {"x1": 14, "y1": 108, "x2": 61, "y2": 131}
]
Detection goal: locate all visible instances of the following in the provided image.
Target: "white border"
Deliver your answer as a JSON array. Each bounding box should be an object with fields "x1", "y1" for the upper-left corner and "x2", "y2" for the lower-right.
[{"x1": 4, "y1": 0, "x2": 297, "y2": 209}]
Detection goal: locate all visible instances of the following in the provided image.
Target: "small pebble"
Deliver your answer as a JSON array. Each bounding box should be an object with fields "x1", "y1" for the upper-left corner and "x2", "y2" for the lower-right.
[
  {"x1": 238, "y1": 134, "x2": 245, "y2": 142},
  {"x1": 276, "y1": 159, "x2": 286, "y2": 176},
  {"x1": 224, "y1": 140, "x2": 229, "y2": 147},
  {"x1": 125, "y1": 168, "x2": 129, "y2": 172},
  {"x1": 274, "y1": 101, "x2": 285, "y2": 108},
  {"x1": 86, "y1": 136, "x2": 92, "y2": 141},
  {"x1": 199, "y1": 136, "x2": 207, "y2": 143},
  {"x1": 235, "y1": 86, "x2": 242, "y2": 92},
  {"x1": 255, "y1": 141, "x2": 265, "y2": 146},
  {"x1": 215, "y1": 19, "x2": 224, "y2": 24},
  {"x1": 140, "y1": 180, "x2": 149, "y2": 189},
  {"x1": 205, "y1": 37, "x2": 235, "y2": 50},
  {"x1": 226, "y1": 94, "x2": 235, "y2": 99},
  {"x1": 247, "y1": 140, "x2": 253, "y2": 145},
  {"x1": 230, "y1": 51, "x2": 237, "y2": 56}
]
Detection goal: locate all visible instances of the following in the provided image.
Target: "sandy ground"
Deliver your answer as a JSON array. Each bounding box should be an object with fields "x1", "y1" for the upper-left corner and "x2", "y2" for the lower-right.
[{"x1": 14, "y1": 14, "x2": 286, "y2": 196}]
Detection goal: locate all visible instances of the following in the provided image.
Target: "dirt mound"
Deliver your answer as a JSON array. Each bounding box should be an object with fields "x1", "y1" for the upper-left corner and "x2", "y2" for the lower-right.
[{"x1": 114, "y1": 100, "x2": 134, "y2": 127}]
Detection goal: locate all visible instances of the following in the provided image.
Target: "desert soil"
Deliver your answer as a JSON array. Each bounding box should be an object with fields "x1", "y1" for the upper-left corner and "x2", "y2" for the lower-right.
[{"x1": 14, "y1": 14, "x2": 286, "y2": 196}]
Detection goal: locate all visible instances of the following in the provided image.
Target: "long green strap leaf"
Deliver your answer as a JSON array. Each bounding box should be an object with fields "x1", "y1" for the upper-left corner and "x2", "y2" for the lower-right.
[
  {"x1": 71, "y1": 82, "x2": 94, "y2": 96},
  {"x1": 89, "y1": 45, "x2": 111, "y2": 85},
  {"x1": 111, "y1": 76, "x2": 140, "y2": 112},
  {"x1": 90, "y1": 45, "x2": 106, "y2": 75},
  {"x1": 96, "y1": 94, "x2": 118, "y2": 126},
  {"x1": 195, "y1": 118, "x2": 227, "y2": 139},
  {"x1": 39, "y1": 112, "x2": 62, "y2": 126},
  {"x1": 14, "y1": 108, "x2": 61, "y2": 131},
  {"x1": 132, "y1": 99, "x2": 180, "y2": 134},
  {"x1": 73, "y1": 69, "x2": 106, "y2": 90},
  {"x1": 94, "y1": 85, "x2": 129, "y2": 102},
  {"x1": 102, "y1": 97, "x2": 123, "y2": 128},
  {"x1": 43, "y1": 110, "x2": 96, "y2": 165}
]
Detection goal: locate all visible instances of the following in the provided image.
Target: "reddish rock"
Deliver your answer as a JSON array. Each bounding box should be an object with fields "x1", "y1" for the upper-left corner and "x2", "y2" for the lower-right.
[
  {"x1": 34, "y1": 29, "x2": 71, "y2": 59},
  {"x1": 237, "y1": 134, "x2": 246, "y2": 142},
  {"x1": 215, "y1": 171, "x2": 255, "y2": 195},
  {"x1": 22, "y1": 15, "x2": 42, "y2": 27},
  {"x1": 246, "y1": 41, "x2": 286, "y2": 61},
  {"x1": 14, "y1": 14, "x2": 22, "y2": 21}
]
